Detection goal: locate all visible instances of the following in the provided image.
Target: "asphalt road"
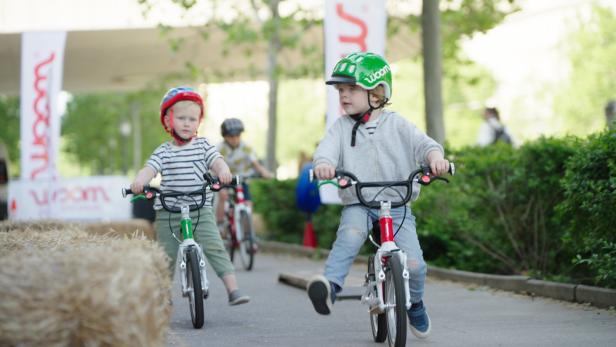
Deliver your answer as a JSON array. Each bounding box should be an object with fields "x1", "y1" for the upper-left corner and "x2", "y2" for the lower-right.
[{"x1": 166, "y1": 252, "x2": 616, "y2": 347}]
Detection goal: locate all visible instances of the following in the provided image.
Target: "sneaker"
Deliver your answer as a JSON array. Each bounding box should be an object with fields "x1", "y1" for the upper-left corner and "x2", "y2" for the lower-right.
[
  {"x1": 307, "y1": 275, "x2": 335, "y2": 315},
  {"x1": 228, "y1": 290, "x2": 250, "y2": 306},
  {"x1": 407, "y1": 300, "x2": 431, "y2": 339}
]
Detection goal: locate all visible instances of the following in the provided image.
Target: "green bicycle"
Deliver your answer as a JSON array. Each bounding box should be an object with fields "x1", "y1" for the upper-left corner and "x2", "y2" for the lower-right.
[{"x1": 123, "y1": 180, "x2": 216, "y2": 329}]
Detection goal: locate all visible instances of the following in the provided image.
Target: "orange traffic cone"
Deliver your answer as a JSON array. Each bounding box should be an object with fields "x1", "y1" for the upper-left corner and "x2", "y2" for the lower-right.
[{"x1": 302, "y1": 218, "x2": 317, "y2": 249}]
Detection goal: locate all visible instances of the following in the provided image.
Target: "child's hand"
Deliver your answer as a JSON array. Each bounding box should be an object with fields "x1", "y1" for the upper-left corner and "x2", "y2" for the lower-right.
[
  {"x1": 130, "y1": 182, "x2": 144, "y2": 194},
  {"x1": 430, "y1": 158, "x2": 450, "y2": 176},
  {"x1": 314, "y1": 163, "x2": 335, "y2": 180},
  {"x1": 218, "y1": 167, "x2": 232, "y2": 185}
]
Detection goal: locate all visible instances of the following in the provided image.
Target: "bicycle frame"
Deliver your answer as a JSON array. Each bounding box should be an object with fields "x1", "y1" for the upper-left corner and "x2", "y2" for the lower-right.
[
  {"x1": 176, "y1": 204, "x2": 209, "y2": 299},
  {"x1": 366, "y1": 201, "x2": 412, "y2": 312},
  {"x1": 225, "y1": 178, "x2": 251, "y2": 249},
  {"x1": 314, "y1": 165, "x2": 453, "y2": 346},
  {"x1": 122, "y1": 184, "x2": 212, "y2": 328},
  {"x1": 316, "y1": 165, "x2": 453, "y2": 313}
]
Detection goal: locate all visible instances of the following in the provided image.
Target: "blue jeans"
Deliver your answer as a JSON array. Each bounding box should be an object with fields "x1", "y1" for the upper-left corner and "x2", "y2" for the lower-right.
[{"x1": 324, "y1": 205, "x2": 427, "y2": 303}]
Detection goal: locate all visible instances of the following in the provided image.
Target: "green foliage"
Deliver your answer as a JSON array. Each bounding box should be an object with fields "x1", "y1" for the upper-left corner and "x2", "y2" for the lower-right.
[
  {"x1": 250, "y1": 177, "x2": 342, "y2": 249},
  {"x1": 250, "y1": 178, "x2": 304, "y2": 244},
  {"x1": 0, "y1": 95, "x2": 20, "y2": 176},
  {"x1": 558, "y1": 130, "x2": 616, "y2": 287},
  {"x1": 415, "y1": 138, "x2": 577, "y2": 275},
  {"x1": 137, "y1": 0, "x2": 518, "y2": 82},
  {"x1": 62, "y1": 88, "x2": 168, "y2": 175},
  {"x1": 553, "y1": 5, "x2": 616, "y2": 136}
]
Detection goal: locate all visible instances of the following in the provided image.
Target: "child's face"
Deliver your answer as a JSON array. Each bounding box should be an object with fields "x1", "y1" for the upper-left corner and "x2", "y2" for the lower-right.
[
  {"x1": 335, "y1": 83, "x2": 375, "y2": 115},
  {"x1": 224, "y1": 135, "x2": 241, "y2": 149},
  {"x1": 165, "y1": 103, "x2": 201, "y2": 140}
]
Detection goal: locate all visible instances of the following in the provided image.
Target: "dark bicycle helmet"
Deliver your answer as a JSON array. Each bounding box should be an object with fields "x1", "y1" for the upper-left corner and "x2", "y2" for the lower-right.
[{"x1": 221, "y1": 118, "x2": 245, "y2": 137}]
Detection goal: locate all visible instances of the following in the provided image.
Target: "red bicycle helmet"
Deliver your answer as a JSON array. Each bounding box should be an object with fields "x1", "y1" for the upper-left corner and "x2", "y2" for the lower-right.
[{"x1": 159, "y1": 87, "x2": 204, "y2": 142}]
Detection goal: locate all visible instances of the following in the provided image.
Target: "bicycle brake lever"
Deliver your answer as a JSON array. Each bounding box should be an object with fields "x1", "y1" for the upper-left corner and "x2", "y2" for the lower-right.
[{"x1": 433, "y1": 176, "x2": 450, "y2": 183}]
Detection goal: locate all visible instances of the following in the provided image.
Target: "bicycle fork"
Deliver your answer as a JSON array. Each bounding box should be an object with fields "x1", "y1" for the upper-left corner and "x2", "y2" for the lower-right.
[
  {"x1": 178, "y1": 206, "x2": 209, "y2": 298},
  {"x1": 362, "y1": 201, "x2": 412, "y2": 312}
]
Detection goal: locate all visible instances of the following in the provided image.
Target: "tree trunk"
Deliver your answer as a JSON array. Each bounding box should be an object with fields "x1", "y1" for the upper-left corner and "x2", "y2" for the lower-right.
[
  {"x1": 266, "y1": 0, "x2": 280, "y2": 175},
  {"x1": 421, "y1": 0, "x2": 445, "y2": 145}
]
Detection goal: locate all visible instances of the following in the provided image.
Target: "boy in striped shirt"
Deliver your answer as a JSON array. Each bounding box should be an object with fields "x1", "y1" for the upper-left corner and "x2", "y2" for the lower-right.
[{"x1": 130, "y1": 86, "x2": 250, "y2": 306}]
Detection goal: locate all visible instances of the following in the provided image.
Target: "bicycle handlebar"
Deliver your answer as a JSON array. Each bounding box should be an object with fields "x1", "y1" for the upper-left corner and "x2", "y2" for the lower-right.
[
  {"x1": 123, "y1": 172, "x2": 230, "y2": 213},
  {"x1": 313, "y1": 163, "x2": 455, "y2": 209}
]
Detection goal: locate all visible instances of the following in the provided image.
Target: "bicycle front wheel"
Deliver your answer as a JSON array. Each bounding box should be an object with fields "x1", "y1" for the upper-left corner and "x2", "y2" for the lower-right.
[
  {"x1": 186, "y1": 247, "x2": 204, "y2": 329},
  {"x1": 237, "y1": 210, "x2": 255, "y2": 270},
  {"x1": 384, "y1": 254, "x2": 407, "y2": 347},
  {"x1": 368, "y1": 255, "x2": 387, "y2": 342}
]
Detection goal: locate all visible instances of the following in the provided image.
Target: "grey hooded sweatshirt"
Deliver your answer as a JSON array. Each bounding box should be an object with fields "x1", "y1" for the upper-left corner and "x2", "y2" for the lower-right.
[{"x1": 313, "y1": 109, "x2": 444, "y2": 206}]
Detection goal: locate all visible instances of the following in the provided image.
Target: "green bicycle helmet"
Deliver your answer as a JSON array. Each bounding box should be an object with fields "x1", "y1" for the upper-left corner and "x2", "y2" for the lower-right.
[{"x1": 326, "y1": 52, "x2": 392, "y2": 100}]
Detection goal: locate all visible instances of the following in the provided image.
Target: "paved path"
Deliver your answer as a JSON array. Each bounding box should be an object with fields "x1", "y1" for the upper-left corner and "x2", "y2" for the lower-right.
[{"x1": 166, "y1": 253, "x2": 616, "y2": 346}]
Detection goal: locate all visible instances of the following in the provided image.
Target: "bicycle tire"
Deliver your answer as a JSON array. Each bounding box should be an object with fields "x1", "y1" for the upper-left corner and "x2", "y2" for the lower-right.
[
  {"x1": 225, "y1": 223, "x2": 235, "y2": 262},
  {"x1": 384, "y1": 254, "x2": 407, "y2": 347},
  {"x1": 186, "y1": 247, "x2": 204, "y2": 329},
  {"x1": 237, "y1": 210, "x2": 255, "y2": 270},
  {"x1": 368, "y1": 255, "x2": 387, "y2": 342}
]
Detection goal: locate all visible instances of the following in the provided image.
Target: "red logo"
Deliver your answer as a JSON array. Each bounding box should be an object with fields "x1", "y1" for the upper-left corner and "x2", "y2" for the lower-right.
[
  {"x1": 30, "y1": 53, "x2": 56, "y2": 180},
  {"x1": 336, "y1": 3, "x2": 368, "y2": 52},
  {"x1": 29, "y1": 185, "x2": 111, "y2": 206}
]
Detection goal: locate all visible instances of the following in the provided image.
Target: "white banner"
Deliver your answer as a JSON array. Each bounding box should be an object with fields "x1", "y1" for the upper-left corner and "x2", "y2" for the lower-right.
[
  {"x1": 20, "y1": 31, "x2": 66, "y2": 181},
  {"x1": 321, "y1": 0, "x2": 387, "y2": 203},
  {"x1": 8, "y1": 176, "x2": 132, "y2": 221}
]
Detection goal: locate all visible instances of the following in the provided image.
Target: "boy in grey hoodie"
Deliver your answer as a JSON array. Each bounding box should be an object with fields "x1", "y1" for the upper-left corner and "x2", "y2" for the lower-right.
[{"x1": 308, "y1": 52, "x2": 450, "y2": 339}]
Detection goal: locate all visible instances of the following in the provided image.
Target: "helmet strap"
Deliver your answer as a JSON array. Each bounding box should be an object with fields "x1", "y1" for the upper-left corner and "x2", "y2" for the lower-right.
[{"x1": 166, "y1": 108, "x2": 195, "y2": 145}]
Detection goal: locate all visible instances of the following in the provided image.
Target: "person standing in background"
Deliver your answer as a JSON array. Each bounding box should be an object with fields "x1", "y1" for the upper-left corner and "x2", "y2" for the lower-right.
[
  {"x1": 476, "y1": 106, "x2": 514, "y2": 147},
  {"x1": 605, "y1": 100, "x2": 615, "y2": 130}
]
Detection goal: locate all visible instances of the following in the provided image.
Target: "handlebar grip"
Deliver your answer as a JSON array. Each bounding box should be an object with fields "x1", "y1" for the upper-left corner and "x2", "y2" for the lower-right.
[
  {"x1": 122, "y1": 188, "x2": 132, "y2": 197},
  {"x1": 449, "y1": 162, "x2": 456, "y2": 176},
  {"x1": 309, "y1": 169, "x2": 315, "y2": 182}
]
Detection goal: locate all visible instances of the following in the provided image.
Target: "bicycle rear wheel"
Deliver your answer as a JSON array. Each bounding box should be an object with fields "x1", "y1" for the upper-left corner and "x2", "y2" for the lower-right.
[
  {"x1": 368, "y1": 255, "x2": 387, "y2": 342},
  {"x1": 237, "y1": 210, "x2": 255, "y2": 270},
  {"x1": 225, "y1": 223, "x2": 235, "y2": 262},
  {"x1": 186, "y1": 247, "x2": 204, "y2": 329},
  {"x1": 384, "y1": 254, "x2": 407, "y2": 347}
]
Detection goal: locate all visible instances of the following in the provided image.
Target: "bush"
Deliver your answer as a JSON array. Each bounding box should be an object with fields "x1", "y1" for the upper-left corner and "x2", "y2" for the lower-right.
[
  {"x1": 251, "y1": 179, "x2": 304, "y2": 244},
  {"x1": 558, "y1": 130, "x2": 616, "y2": 287},
  {"x1": 414, "y1": 138, "x2": 576, "y2": 276}
]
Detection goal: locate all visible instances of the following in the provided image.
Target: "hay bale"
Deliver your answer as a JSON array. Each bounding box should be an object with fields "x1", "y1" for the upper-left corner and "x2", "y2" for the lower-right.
[
  {"x1": 84, "y1": 219, "x2": 156, "y2": 240},
  {"x1": 0, "y1": 220, "x2": 156, "y2": 241},
  {"x1": 0, "y1": 220, "x2": 73, "y2": 233},
  {"x1": 0, "y1": 229, "x2": 171, "y2": 347}
]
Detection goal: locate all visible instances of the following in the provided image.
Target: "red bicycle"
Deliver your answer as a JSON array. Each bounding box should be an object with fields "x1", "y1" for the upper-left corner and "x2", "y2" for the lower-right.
[
  {"x1": 217, "y1": 175, "x2": 257, "y2": 271},
  {"x1": 315, "y1": 164, "x2": 454, "y2": 347}
]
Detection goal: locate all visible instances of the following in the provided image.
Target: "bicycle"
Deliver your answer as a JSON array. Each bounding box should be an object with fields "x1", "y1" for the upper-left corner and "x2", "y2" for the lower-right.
[
  {"x1": 315, "y1": 164, "x2": 454, "y2": 347},
  {"x1": 217, "y1": 175, "x2": 257, "y2": 271},
  {"x1": 122, "y1": 177, "x2": 219, "y2": 329}
]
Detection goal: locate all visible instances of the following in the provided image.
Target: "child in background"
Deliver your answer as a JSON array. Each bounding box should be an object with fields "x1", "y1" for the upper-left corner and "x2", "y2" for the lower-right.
[{"x1": 215, "y1": 118, "x2": 272, "y2": 226}]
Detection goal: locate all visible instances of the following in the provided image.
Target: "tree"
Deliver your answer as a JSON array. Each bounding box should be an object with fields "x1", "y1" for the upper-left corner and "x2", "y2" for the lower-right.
[
  {"x1": 399, "y1": 0, "x2": 519, "y2": 143},
  {"x1": 0, "y1": 96, "x2": 20, "y2": 176},
  {"x1": 421, "y1": 0, "x2": 445, "y2": 144},
  {"x1": 552, "y1": 5, "x2": 616, "y2": 136},
  {"x1": 61, "y1": 89, "x2": 167, "y2": 175}
]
